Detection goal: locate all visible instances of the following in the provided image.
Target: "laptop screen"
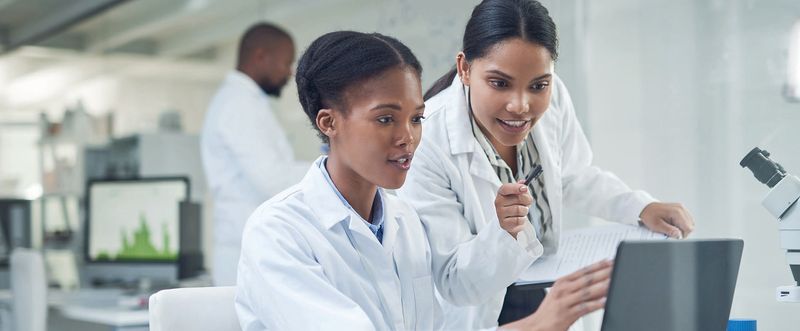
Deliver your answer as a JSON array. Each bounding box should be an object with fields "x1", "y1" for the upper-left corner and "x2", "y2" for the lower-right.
[{"x1": 601, "y1": 239, "x2": 743, "y2": 331}]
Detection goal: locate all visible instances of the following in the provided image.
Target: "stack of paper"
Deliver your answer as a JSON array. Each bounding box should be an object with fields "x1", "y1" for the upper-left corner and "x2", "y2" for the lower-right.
[{"x1": 515, "y1": 224, "x2": 667, "y2": 286}]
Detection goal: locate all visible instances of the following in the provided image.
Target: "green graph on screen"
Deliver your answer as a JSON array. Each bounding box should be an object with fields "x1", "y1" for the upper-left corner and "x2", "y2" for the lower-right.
[{"x1": 95, "y1": 213, "x2": 177, "y2": 261}]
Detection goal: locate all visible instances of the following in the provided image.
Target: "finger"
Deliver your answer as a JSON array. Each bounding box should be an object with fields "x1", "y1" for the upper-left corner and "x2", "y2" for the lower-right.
[
  {"x1": 649, "y1": 218, "x2": 683, "y2": 239},
  {"x1": 553, "y1": 263, "x2": 611, "y2": 298},
  {"x1": 501, "y1": 192, "x2": 533, "y2": 207},
  {"x1": 559, "y1": 264, "x2": 612, "y2": 297},
  {"x1": 568, "y1": 297, "x2": 607, "y2": 319},
  {"x1": 500, "y1": 217, "x2": 527, "y2": 230},
  {"x1": 499, "y1": 205, "x2": 530, "y2": 218},
  {"x1": 562, "y1": 260, "x2": 613, "y2": 282},
  {"x1": 497, "y1": 183, "x2": 528, "y2": 196},
  {"x1": 564, "y1": 278, "x2": 610, "y2": 307},
  {"x1": 674, "y1": 206, "x2": 695, "y2": 237}
]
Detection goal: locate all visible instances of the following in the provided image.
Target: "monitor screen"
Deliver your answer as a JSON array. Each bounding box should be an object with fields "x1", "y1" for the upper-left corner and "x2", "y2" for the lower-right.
[
  {"x1": 0, "y1": 199, "x2": 31, "y2": 265},
  {"x1": 86, "y1": 178, "x2": 188, "y2": 263}
]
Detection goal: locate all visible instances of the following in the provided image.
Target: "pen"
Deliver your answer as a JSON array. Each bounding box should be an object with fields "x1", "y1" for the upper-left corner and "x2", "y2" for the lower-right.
[{"x1": 523, "y1": 164, "x2": 543, "y2": 186}]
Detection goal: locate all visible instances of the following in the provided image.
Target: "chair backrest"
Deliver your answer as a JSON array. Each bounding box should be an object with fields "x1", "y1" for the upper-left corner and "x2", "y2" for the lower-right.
[
  {"x1": 10, "y1": 248, "x2": 47, "y2": 331},
  {"x1": 149, "y1": 286, "x2": 239, "y2": 331}
]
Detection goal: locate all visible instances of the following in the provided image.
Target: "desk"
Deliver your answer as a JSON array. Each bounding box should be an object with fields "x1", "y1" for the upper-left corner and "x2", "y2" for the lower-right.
[
  {"x1": 48, "y1": 289, "x2": 149, "y2": 331},
  {"x1": 0, "y1": 275, "x2": 211, "y2": 331}
]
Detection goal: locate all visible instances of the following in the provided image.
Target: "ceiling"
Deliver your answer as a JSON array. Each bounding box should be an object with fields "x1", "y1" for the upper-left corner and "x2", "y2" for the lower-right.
[{"x1": 0, "y1": 0, "x2": 363, "y2": 112}]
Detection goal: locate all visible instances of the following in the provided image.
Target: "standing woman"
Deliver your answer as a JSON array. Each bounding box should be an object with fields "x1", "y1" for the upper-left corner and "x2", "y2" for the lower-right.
[
  {"x1": 236, "y1": 30, "x2": 613, "y2": 331},
  {"x1": 397, "y1": 0, "x2": 695, "y2": 329}
]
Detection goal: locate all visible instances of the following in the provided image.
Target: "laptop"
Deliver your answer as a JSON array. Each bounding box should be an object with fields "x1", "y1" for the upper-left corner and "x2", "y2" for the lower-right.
[{"x1": 601, "y1": 239, "x2": 744, "y2": 331}]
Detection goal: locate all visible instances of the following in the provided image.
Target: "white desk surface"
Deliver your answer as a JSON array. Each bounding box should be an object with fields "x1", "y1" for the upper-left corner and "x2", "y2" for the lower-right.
[
  {"x1": 58, "y1": 305, "x2": 148, "y2": 326},
  {"x1": 1, "y1": 276, "x2": 212, "y2": 327},
  {"x1": 49, "y1": 288, "x2": 149, "y2": 327}
]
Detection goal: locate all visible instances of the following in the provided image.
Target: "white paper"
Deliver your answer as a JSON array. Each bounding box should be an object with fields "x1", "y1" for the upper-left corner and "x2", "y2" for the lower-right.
[{"x1": 516, "y1": 224, "x2": 667, "y2": 286}]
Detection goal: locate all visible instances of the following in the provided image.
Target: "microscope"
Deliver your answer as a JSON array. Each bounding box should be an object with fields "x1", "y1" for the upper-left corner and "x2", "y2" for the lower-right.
[{"x1": 740, "y1": 147, "x2": 800, "y2": 302}]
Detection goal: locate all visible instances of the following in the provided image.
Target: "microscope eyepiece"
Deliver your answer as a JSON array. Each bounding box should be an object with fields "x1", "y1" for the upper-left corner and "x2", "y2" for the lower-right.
[{"x1": 740, "y1": 147, "x2": 787, "y2": 188}]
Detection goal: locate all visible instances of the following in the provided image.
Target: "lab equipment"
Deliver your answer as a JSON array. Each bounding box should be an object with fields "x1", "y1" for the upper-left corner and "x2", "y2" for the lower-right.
[
  {"x1": 727, "y1": 319, "x2": 757, "y2": 331},
  {"x1": 84, "y1": 177, "x2": 189, "y2": 286},
  {"x1": 600, "y1": 239, "x2": 743, "y2": 331},
  {"x1": 739, "y1": 147, "x2": 800, "y2": 302},
  {"x1": 84, "y1": 133, "x2": 205, "y2": 201},
  {"x1": 10, "y1": 248, "x2": 47, "y2": 331}
]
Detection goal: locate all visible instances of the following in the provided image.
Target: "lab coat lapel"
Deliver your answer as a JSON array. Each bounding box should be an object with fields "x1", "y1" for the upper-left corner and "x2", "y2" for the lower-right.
[
  {"x1": 303, "y1": 158, "x2": 406, "y2": 328},
  {"x1": 381, "y1": 196, "x2": 399, "y2": 256},
  {"x1": 442, "y1": 80, "x2": 502, "y2": 187},
  {"x1": 468, "y1": 150, "x2": 502, "y2": 186},
  {"x1": 345, "y1": 213, "x2": 382, "y2": 248},
  {"x1": 345, "y1": 197, "x2": 405, "y2": 329},
  {"x1": 531, "y1": 120, "x2": 562, "y2": 251}
]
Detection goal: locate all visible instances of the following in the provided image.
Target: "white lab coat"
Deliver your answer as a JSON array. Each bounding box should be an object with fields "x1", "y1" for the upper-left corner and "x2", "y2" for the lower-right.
[
  {"x1": 235, "y1": 157, "x2": 441, "y2": 330},
  {"x1": 201, "y1": 70, "x2": 309, "y2": 286},
  {"x1": 397, "y1": 75, "x2": 656, "y2": 330}
]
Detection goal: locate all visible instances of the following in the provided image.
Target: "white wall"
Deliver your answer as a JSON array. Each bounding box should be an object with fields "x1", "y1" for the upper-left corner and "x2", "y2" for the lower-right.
[{"x1": 576, "y1": 0, "x2": 800, "y2": 329}]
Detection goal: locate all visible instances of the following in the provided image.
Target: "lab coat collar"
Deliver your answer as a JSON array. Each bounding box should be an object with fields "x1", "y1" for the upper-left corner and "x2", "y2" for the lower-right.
[
  {"x1": 377, "y1": 193, "x2": 404, "y2": 254},
  {"x1": 443, "y1": 77, "x2": 478, "y2": 155},
  {"x1": 303, "y1": 156, "x2": 352, "y2": 230},
  {"x1": 225, "y1": 69, "x2": 264, "y2": 97},
  {"x1": 302, "y1": 157, "x2": 401, "y2": 252},
  {"x1": 439, "y1": 78, "x2": 501, "y2": 186}
]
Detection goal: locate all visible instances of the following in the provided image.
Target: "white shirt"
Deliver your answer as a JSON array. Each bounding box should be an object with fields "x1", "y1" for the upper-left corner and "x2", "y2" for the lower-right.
[
  {"x1": 397, "y1": 75, "x2": 656, "y2": 330},
  {"x1": 201, "y1": 70, "x2": 309, "y2": 285},
  {"x1": 235, "y1": 157, "x2": 440, "y2": 330}
]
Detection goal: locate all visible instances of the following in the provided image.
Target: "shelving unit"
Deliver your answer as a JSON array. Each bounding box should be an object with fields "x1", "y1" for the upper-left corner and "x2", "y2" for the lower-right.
[{"x1": 37, "y1": 108, "x2": 110, "y2": 255}]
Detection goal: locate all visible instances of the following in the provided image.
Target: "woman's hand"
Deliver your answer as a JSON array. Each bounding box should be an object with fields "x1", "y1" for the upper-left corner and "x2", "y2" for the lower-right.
[
  {"x1": 500, "y1": 260, "x2": 613, "y2": 331},
  {"x1": 640, "y1": 202, "x2": 695, "y2": 239},
  {"x1": 495, "y1": 181, "x2": 533, "y2": 239}
]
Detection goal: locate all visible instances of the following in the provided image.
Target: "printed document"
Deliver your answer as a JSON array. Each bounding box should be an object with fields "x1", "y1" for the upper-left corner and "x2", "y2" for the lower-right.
[{"x1": 516, "y1": 224, "x2": 667, "y2": 286}]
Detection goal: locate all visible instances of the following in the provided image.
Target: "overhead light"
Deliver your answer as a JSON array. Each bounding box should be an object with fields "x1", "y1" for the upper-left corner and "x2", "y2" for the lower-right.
[{"x1": 787, "y1": 20, "x2": 800, "y2": 102}]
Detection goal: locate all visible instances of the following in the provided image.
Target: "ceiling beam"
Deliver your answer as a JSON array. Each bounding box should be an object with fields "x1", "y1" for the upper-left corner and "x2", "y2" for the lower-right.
[
  {"x1": 2, "y1": 0, "x2": 129, "y2": 54},
  {"x1": 83, "y1": 0, "x2": 203, "y2": 54},
  {"x1": 158, "y1": 0, "x2": 369, "y2": 58}
]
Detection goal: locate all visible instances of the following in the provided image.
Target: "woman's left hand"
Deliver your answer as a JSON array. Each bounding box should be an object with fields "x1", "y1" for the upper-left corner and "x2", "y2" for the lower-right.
[{"x1": 639, "y1": 202, "x2": 695, "y2": 239}]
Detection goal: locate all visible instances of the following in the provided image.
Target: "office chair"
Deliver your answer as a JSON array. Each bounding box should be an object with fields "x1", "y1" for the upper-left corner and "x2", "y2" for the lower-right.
[
  {"x1": 10, "y1": 248, "x2": 46, "y2": 331},
  {"x1": 148, "y1": 286, "x2": 239, "y2": 331}
]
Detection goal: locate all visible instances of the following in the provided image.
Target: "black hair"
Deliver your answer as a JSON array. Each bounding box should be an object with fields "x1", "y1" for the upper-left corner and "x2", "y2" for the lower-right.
[
  {"x1": 237, "y1": 22, "x2": 293, "y2": 67},
  {"x1": 424, "y1": 0, "x2": 559, "y2": 100},
  {"x1": 296, "y1": 31, "x2": 422, "y2": 143}
]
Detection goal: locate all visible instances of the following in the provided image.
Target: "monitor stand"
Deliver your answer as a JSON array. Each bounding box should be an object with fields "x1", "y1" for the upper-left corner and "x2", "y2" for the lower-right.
[{"x1": 82, "y1": 263, "x2": 177, "y2": 290}]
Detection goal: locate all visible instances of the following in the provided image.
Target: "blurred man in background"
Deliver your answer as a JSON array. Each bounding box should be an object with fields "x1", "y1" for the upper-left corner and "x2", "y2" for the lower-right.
[{"x1": 201, "y1": 22, "x2": 309, "y2": 285}]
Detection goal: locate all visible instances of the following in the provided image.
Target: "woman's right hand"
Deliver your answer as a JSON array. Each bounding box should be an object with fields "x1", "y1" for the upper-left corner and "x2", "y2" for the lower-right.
[
  {"x1": 500, "y1": 260, "x2": 613, "y2": 331},
  {"x1": 495, "y1": 182, "x2": 534, "y2": 239}
]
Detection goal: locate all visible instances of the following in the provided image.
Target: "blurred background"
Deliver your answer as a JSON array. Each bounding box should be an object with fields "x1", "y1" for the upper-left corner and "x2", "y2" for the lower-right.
[{"x1": 0, "y1": 0, "x2": 798, "y2": 330}]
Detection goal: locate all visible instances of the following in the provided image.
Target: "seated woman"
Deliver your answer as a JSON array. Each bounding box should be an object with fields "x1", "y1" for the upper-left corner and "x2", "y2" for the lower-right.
[{"x1": 234, "y1": 30, "x2": 611, "y2": 331}]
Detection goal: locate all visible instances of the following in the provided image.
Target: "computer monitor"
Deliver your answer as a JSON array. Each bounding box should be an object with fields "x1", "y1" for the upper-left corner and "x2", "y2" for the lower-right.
[
  {"x1": 0, "y1": 199, "x2": 32, "y2": 288},
  {"x1": 601, "y1": 239, "x2": 743, "y2": 331},
  {"x1": 84, "y1": 177, "x2": 189, "y2": 286},
  {"x1": 0, "y1": 199, "x2": 32, "y2": 265}
]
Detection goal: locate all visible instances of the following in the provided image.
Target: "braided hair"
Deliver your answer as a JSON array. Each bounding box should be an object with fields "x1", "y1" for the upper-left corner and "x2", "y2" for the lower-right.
[{"x1": 295, "y1": 31, "x2": 422, "y2": 143}]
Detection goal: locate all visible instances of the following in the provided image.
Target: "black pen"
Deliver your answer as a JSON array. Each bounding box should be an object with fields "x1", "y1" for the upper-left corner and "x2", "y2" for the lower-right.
[{"x1": 523, "y1": 164, "x2": 543, "y2": 186}]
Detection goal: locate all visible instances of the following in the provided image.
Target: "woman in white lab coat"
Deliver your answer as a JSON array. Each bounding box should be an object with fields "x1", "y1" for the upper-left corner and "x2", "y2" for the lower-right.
[
  {"x1": 235, "y1": 30, "x2": 613, "y2": 331},
  {"x1": 397, "y1": 0, "x2": 696, "y2": 329}
]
